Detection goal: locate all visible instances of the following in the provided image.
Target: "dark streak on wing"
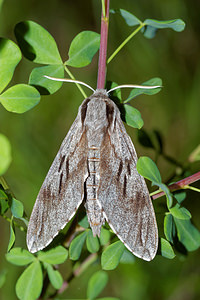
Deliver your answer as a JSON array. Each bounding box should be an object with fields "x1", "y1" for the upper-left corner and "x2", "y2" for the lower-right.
[
  {"x1": 59, "y1": 172, "x2": 63, "y2": 194},
  {"x1": 117, "y1": 161, "x2": 123, "y2": 179},
  {"x1": 81, "y1": 98, "x2": 91, "y2": 124},
  {"x1": 123, "y1": 175, "x2": 127, "y2": 197},
  {"x1": 127, "y1": 162, "x2": 131, "y2": 176},
  {"x1": 66, "y1": 158, "x2": 69, "y2": 179},
  {"x1": 58, "y1": 155, "x2": 66, "y2": 172},
  {"x1": 106, "y1": 103, "x2": 114, "y2": 127}
]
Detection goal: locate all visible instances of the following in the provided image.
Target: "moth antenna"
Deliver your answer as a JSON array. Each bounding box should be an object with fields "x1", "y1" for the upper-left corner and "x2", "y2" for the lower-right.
[
  {"x1": 44, "y1": 76, "x2": 95, "y2": 92},
  {"x1": 108, "y1": 84, "x2": 162, "y2": 93}
]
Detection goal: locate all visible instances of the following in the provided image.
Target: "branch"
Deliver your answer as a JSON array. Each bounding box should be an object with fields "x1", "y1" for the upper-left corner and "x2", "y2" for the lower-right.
[
  {"x1": 152, "y1": 171, "x2": 200, "y2": 200},
  {"x1": 97, "y1": 0, "x2": 110, "y2": 89}
]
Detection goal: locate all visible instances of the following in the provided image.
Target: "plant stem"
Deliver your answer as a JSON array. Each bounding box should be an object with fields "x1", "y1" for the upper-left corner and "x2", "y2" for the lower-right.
[
  {"x1": 64, "y1": 66, "x2": 87, "y2": 98},
  {"x1": 152, "y1": 171, "x2": 200, "y2": 200},
  {"x1": 107, "y1": 23, "x2": 145, "y2": 64},
  {"x1": 97, "y1": 0, "x2": 110, "y2": 89}
]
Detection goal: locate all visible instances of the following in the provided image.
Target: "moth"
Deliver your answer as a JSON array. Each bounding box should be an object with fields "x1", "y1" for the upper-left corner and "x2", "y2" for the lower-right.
[{"x1": 27, "y1": 85, "x2": 158, "y2": 261}]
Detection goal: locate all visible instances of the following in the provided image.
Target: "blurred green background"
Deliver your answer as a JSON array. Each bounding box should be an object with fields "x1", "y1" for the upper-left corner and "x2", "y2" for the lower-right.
[{"x1": 0, "y1": 0, "x2": 200, "y2": 299}]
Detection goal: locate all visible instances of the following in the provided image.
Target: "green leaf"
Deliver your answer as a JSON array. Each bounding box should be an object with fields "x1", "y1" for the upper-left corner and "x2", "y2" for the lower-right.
[
  {"x1": 137, "y1": 156, "x2": 162, "y2": 184},
  {"x1": 16, "y1": 261, "x2": 43, "y2": 300},
  {"x1": 78, "y1": 214, "x2": 89, "y2": 229},
  {"x1": 87, "y1": 271, "x2": 108, "y2": 300},
  {"x1": 164, "y1": 214, "x2": 175, "y2": 243},
  {"x1": 69, "y1": 231, "x2": 87, "y2": 260},
  {"x1": 0, "y1": 134, "x2": 12, "y2": 176},
  {"x1": 173, "y1": 218, "x2": 200, "y2": 251},
  {"x1": 0, "y1": 38, "x2": 22, "y2": 94},
  {"x1": 0, "y1": 84, "x2": 40, "y2": 113},
  {"x1": 11, "y1": 198, "x2": 24, "y2": 218},
  {"x1": 0, "y1": 189, "x2": 9, "y2": 215},
  {"x1": 7, "y1": 219, "x2": 15, "y2": 251},
  {"x1": 143, "y1": 19, "x2": 185, "y2": 39},
  {"x1": 154, "y1": 182, "x2": 173, "y2": 209},
  {"x1": 29, "y1": 64, "x2": 64, "y2": 95},
  {"x1": 160, "y1": 238, "x2": 175, "y2": 259},
  {"x1": 124, "y1": 78, "x2": 162, "y2": 103},
  {"x1": 120, "y1": 249, "x2": 135, "y2": 264},
  {"x1": 38, "y1": 246, "x2": 68, "y2": 264},
  {"x1": 122, "y1": 104, "x2": 144, "y2": 129},
  {"x1": 6, "y1": 247, "x2": 35, "y2": 266},
  {"x1": 173, "y1": 191, "x2": 187, "y2": 204},
  {"x1": 46, "y1": 263, "x2": 63, "y2": 290},
  {"x1": 138, "y1": 129, "x2": 154, "y2": 149},
  {"x1": 66, "y1": 31, "x2": 100, "y2": 67},
  {"x1": 15, "y1": 21, "x2": 62, "y2": 64},
  {"x1": 99, "y1": 228, "x2": 111, "y2": 246},
  {"x1": 0, "y1": 269, "x2": 7, "y2": 288},
  {"x1": 101, "y1": 241, "x2": 125, "y2": 270},
  {"x1": 110, "y1": 9, "x2": 141, "y2": 26},
  {"x1": 170, "y1": 204, "x2": 191, "y2": 220},
  {"x1": 86, "y1": 229, "x2": 100, "y2": 253}
]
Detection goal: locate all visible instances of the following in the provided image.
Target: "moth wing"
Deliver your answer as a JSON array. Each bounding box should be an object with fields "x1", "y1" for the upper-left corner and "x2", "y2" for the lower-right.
[
  {"x1": 98, "y1": 108, "x2": 158, "y2": 261},
  {"x1": 27, "y1": 102, "x2": 89, "y2": 253}
]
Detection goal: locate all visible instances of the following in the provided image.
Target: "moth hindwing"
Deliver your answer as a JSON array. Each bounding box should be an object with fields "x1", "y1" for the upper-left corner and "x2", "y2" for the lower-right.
[{"x1": 27, "y1": 89, "x2": 158, "y2": 261}]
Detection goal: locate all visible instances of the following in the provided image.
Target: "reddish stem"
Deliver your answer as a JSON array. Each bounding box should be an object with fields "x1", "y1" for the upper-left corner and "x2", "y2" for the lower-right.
[
  {"x1": 97, "y1": 0, "x2": 110, "y2": 89},
  {"x1": 152, "y1": 171, "x2": 200, "y2": 200}
]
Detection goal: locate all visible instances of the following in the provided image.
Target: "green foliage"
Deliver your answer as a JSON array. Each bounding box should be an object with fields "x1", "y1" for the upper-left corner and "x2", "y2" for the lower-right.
[
  {"x1": 66, "y1": 31, "x2": 100, "y2": 67},
  {"x1": 137, "y1": 156, "x2": 162, "y2": 183},
  {"x1": 160, "y1": 238, "x2": 175, "y2": 259},
  {"x1": 124, "y1": 78, "x2": 162, "y2": 103},
  {"x1": 123, "y1": 105, "x2": 144, "y2": 129},
  {"x1": 16, "y1": 261, "x2": 43, "y2": 300},
  {"x1": 7, "y1": 218, "x2": 15, "y2": 252},
  {"x1": 45, "y1": 263, "x2": 63, "y2": 290},
  {"x1": 11, "y1": 198, "x2": 24, "y2": 219},
  {"x1": 69, "y1": 231, "x2": 87, "y2": 260},
  {"x1": 15, "y1": 21, "x2": 62, "y2": 64},
  {"x1": 86, "y1": 229, "x2": 100, "y2": 253},
  {"x1": 37, "y1": 246, "x2": 68, "y2": 264},
  {"x1": 6, "y1": 248, "x2": 36, "y2": 266},
  {"x1": 0, "y1": 134, "x2": 12, "y2": 175},
  {"x1": 87, "y1": 270, "x2": 108, "y2": 300},
  {"x1": 101, "y1": 241, "x2": 125, "y2": 270},
  {"x1": 0, "y1": 38, "x2": 21, "y2": 94},
  {"x1": 0, "y1": 84, "x2": 40, "y2": 113}
]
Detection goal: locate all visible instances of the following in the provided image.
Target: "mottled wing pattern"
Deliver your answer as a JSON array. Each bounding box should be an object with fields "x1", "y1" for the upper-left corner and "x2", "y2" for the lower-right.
[
  {"x1": 98, "y1": 104, "x2": 158, "y2": 261},
  {"x1": 27, "y1": 99, "x2": 89, "y2": 253}
]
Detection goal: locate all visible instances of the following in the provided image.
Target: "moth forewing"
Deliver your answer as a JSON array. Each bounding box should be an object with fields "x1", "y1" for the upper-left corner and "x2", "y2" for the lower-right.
[{"x1": 27, "y1": 89, "x2": 158, "y2": 260}]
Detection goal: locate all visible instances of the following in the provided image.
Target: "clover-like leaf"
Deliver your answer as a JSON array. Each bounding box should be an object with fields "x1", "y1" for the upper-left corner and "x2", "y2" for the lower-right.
[
  {"x1": 15, "y1": 21, "x2": 62, "y2": 64},
  {"x1": 0, "y1": 84, "x2": 40, "y2": 113},
  {"x1": 46, "y1": 263, "x2": 63, "y2": 290},
  {"x1": 124, "y1": 78, "x2": 162, "y2": 103},
  {"x1": 86, "y1": 229, "x2": 100, "y2": 253},
  {"x1": 66, "y1": 31, "x2": 100, "y2": 67},
  {"x1": 164, "y1": 214, "x2": 175, "y2": 243},
  {"x1": 160, "y1": 238, "x2": 175, "y2": 259},
  {"x1": 16, "y1": 261, "x2": 43, "y2": 300},
  {"x1": 87, "y1": 271, "x2": 108, "y2": 300},
  {"x1": 170, "y1": 204, "x2": 191, "y2": 220},
  {"x1": 7, "y1": 219, "x2": 15, "y2": 252},
  {"x1": 69, "y1": 231, "x2": 87, "y2": 260},
  {"x1": 29, "y1": 64, "x2": 64, "y2": 95},
  {"x1": 6, "y1": 247, "x2": 35, "y2": 266},
  {"x1": 38, "y1": 245, "x2": 68, "y2": 264},
  {"x1": 101, "y1": 241, "x2": 125, "y2": 270},
  {"x1": 0, "y1": 134, "x2": 12, "y2": 176},
  {"x1": 11, "y1": 198, "x2": 24, "y2": 218},
  {"x1": 0, "y1": 38, "x2": 22, "y2": 94},
  {"x1": 122, "y1": 104, "x2": 144, "y2": 129},
  {"x1": 137, "y1": 156, "x2": 162, "y2": 184},
  {"x1": 174, "y1": 218, "x2": 200, "y2": 251},
  {"x1": 110, "y1": 9, "x2": 141, "y2": 26}
]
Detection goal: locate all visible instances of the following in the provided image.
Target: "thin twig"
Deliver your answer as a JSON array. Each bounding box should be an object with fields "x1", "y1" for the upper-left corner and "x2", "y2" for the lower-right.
[{"x1": 152, "y1": 171, "x2": 200, "y2": 200}]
